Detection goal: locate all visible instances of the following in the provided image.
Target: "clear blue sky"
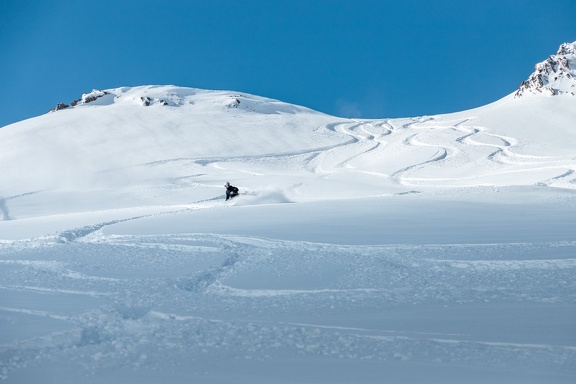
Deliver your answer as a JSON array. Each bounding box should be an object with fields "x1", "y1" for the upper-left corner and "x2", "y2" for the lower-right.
[{"x1": 1, "y1": 0, "x2": 575, "y2": 127}]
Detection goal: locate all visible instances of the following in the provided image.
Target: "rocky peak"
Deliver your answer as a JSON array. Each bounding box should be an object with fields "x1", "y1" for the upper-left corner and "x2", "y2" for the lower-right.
[
  {"x1": 49, "y1": 89, "x2": 110, "y2": 113},
  {"x1": 557, "y1": 42, "x2": 576, "y2": 56},
  {"x1": 515, "y1": 41, "x2": 576, "y2": 97}
]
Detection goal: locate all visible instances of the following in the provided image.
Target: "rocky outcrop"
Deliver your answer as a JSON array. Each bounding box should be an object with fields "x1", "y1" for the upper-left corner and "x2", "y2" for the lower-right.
[
  {"x1": 50, "y1": 90, "x2": 110, "y2": 112},
  {"x1": 49, "y1": 103, "x2": 70, "y2": 112},
  {"x1": 225, "y1": 97, "x2": 241, "y2": 108},
  {"x1": 140, "y1": 96, "x2": 168, "y2": 106},
  {"x1": 515, "y1": 42, "x2": 576, "y2": 97}
]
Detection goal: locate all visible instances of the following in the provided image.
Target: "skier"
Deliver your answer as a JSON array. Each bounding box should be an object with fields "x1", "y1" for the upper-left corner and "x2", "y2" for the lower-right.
[{"x1": 224, "y1": 182, "x2": 239, "y2": 201}]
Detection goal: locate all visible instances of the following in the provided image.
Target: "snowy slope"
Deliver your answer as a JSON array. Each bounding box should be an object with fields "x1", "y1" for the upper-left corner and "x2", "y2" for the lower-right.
[
  {"x1": 1, "y1": 43, "x2": 576, "y2": 384},
  {"x1": 2, "y1": 82, "x2": 575, "y2": 222},
  {"x1": 1, "y1": 86, "x2": 349, "y2": 192}
]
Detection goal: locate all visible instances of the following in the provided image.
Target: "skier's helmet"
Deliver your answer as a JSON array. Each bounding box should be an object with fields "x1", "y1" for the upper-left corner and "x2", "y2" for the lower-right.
[{"x1": 225, "y1": 182, "x2": 230, "y2": 187}]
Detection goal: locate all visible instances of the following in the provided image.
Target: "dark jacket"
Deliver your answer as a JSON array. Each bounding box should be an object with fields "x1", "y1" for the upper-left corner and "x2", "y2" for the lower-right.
[{"x1": 225, "y1": 184, "x2": 239, "y2": 200}]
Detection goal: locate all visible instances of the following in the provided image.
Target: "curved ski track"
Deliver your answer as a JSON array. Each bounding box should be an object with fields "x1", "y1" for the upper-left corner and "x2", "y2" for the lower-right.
[
  {"x1": 128, "y1": 117, "x2": 576, "y2": 191},
  {"x1": 1, "y1": 230, "x2": 576, "y2": 381},
  {"x1": 1, "y1": 116, "x2": 576, "y2": 381}
]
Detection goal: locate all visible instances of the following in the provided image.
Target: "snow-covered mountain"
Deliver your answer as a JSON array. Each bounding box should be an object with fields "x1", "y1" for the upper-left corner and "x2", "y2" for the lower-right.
[
  {"x1": 515, "y1": 41, "x2": 576, "y2": 97},
  {"x1": 2, "y1": 81, "x2": 575, "y2": 221},
  {"x1": 1, "y1": 43, "x2": 575, "y2": 384}
]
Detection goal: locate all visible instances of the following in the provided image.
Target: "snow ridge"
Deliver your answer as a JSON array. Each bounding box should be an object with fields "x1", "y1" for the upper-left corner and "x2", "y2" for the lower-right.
[
  {"x1": 1, "y1": 43, "x2": 576, "y2": 384},
  {"x1": 515, "y1": 41, "x2": 576, "y2": 97}
]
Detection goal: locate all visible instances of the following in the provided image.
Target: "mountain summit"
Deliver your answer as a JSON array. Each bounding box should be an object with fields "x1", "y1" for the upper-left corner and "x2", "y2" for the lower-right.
[
  {"x1": 2, "y1": 43, "x2": 576, "y2": 384},
  {"x1": 1, "y1": 43, "x2": 575, "y2": 222},
  {"x1": 515, "y1": 41, "x2": 576, "y2": 97}
]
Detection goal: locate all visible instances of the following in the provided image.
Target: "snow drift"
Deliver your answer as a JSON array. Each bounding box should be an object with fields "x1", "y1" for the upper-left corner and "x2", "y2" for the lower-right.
[{"x1": 0, "y1": 42, "x2": 575, "y2": 384}]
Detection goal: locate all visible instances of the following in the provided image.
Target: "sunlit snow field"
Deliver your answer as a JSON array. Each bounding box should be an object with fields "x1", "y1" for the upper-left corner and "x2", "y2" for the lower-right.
[{"x1": 1, "y1": 86, "x2": 575, "y2": 383}]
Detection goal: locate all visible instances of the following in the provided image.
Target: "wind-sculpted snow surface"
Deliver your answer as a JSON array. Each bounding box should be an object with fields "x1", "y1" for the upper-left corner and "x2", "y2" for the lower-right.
[
  {"x1": 1, "y1": 227, "x2": 575, "y2": 383},
  {"x1": 1, "y1": 53, "x2": 576, "y2": 382},
  {"x1": 1, "y1": 85, "x2": 575, "y2": 211}
]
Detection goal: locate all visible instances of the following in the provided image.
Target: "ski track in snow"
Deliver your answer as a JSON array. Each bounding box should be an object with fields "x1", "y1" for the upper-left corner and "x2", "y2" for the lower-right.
[
  {"x1": 1, "y1": 227, "x2": 575, "y2": 381},
  {"x1": 3, "y1": 113, "x2": 569, "y2": 223},
  {"x1": 319, "y1": 117, "x2": 576, "y2": 188},
  {"x1": 1, "y1": 95, "x2": 576, "y2": 381},
  {"x1": 118, "y1": 116, "x2": 576, "y2": 196}
]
